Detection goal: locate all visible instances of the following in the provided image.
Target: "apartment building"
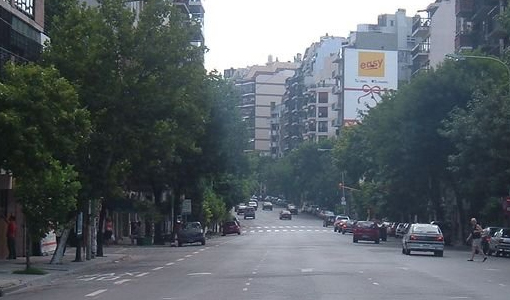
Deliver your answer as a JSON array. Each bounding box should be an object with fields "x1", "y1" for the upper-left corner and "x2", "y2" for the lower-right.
[
  {"x1": 455, "y1": 0, "x2": 508, "y2": 56},
  {"x1": 412, "y1": 0, "x2": 456, "y2": 75},
  {"x1": 225, "y1": 58, "x2": 299, "y2": 155}
]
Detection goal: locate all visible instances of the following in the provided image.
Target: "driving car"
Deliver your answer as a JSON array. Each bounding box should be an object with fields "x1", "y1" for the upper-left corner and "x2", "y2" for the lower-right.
[
  {"x1": 287, "y1": 204, "x2": 298, "y2": 215},
  {"x1": 279, "y1": 210, "x2": 292, "y2": 220},
  {"x1": 262, "y1": 201, "x2": 273, "y2": 211},
  {"x1": 234, "y1": 203, "x2": 245, "y2": 212},
  {"x1": 222, "y1": 221, "x2": 241, "y2": 236},
  {"x1": 395, "y1": 223, "x2": 409, "y2": 238},
  {"x1": 177, "y1": 221, "x2": 206, "y2": 247},
  {"x1": 402, "y1": 223, "x2": 444, "y2": 257},
  {"x1": 341, "y1": 219, "x2": 356, "y2": 234},
  {"x1": 248, "y1": 200, "x2": 258, "y2": 211},
  {"x1": 333, "y1": 215, "x2": 350, "y2": 232},
  {"x1": 323, "y1": 215, "x2": 336, "y2": 227},
  {"x1": 236, "y1": 204, "x2": 247, "y2": 215},
  {"x1": 352, "y1": 221, "x2": 380, "y2": 243},
  {"x1": 488, "y1": 227, "x2": 510, "y2": 257},
  {"x1": 244, "y1": 206, "x2": 256, "y2": 219}
]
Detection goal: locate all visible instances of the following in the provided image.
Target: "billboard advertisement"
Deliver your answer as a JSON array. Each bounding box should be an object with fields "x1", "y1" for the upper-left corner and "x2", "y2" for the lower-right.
[{"x1": 343, "y1": 48, "x2": 398, "y2": 122}]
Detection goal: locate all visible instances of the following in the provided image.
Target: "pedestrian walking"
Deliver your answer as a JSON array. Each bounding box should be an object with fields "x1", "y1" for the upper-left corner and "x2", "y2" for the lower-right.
[
  {"x1": 130, "y1": 221, "x2": 140, "y2": 245},
  {"x1": 104, "y1": 217, "x2": 113, "y2": 246},
  {"x1": 466, "y1": 217, "x2": 487, "y2": 262},
  {"x1": 5, "y1": 215, "x2": 17, "y2": 259}
]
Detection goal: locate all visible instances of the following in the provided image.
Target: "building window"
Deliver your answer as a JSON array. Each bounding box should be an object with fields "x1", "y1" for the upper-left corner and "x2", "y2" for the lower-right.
[
  {"x1": 15, "y1": 0, "x2": 34, "y2": 17},
  {"x1": 390, "y1": 20, "x2": 394, "y2": 26},
  {"x1": 318, "y1": 121, "x2": 328, "y2": 132},
  {"x1": 318, "y1": 92, "x2": 328, "y2": 103},
  {"x1": 318, "y1": 107, "x2": 328, "y2": 118}
]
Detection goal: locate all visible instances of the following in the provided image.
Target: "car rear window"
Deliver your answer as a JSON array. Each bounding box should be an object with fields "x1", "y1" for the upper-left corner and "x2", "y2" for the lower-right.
[
  {"x1": 357, "y1": 221, "x2": 375, "y2": 228},
  {"x1": 412, "y1": 225, "x2": 439, "y2": 234},
  {"x1": 225, "y1": 221, "x2": 237, "y2": 226}
]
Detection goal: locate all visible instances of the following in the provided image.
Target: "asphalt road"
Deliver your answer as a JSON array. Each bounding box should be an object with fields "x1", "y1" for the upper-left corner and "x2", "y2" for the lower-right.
[{"x1": 6, "y1": 207, "x2": 510, "y2": 300}]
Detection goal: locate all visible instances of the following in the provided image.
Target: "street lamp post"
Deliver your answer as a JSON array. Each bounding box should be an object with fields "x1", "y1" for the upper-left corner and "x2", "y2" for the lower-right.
[{"x1": 445, "y1": 53, "x2": 510, "y2": 94}]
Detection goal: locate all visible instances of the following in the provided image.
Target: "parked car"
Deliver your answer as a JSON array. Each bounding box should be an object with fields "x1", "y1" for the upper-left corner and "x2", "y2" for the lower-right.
[
  {"x1": 262, "y1": 202, "x2": 273, "y2": 211},
  {"x1": 333, "y1": 215, "x2": 350, "y2": 232},
  {"x1": 234, "y1": 203, "x2": 245, "y2": 212},
  {"x1": 395, "y1": 223, "x2": 409, "y2": 238},
  {"x1": 353, "y1": 221, "x2": 380, "y2": 244},
  {"x1": 177, "y1": 221, "x2": 205, "y2": 247},
  {"x1": 482, "y1": 226, "x2": 501, "y2": 255},
  {"x1": 279, "y1": 210, "x2": 292, "y2": 220},
  {"x1": 378, "y1": 223, "x2": 388, "y2": 241},
  {"x1": 341, "y1": 219, "x2": 356, "y2": 234},
  {"x1": 402, "y1": 223, "x2": 444, "y2": 257},
  {"x1": 287, "y1": 204, "x2": 298, "y2": 215},
  {"x1": 244, "y1": 206, "x2": 256, "y2": 219},
  {"x1": 488, "y1": 227, "x2": 510, "y2": 257},
  {"x1": 222, "y1": 221, "x2": 241, "y2": 236}
]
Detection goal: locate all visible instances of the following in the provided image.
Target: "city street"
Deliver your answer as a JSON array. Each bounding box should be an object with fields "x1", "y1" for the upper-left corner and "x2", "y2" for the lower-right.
[{"x1": 5, "y1": 208, "x2": 509, "y2": 300}]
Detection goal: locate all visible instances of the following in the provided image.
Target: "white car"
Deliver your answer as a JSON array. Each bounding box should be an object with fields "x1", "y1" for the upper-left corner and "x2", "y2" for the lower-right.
[{"x1": 402, "y1": 223, "x2": 444, "y2": 257}]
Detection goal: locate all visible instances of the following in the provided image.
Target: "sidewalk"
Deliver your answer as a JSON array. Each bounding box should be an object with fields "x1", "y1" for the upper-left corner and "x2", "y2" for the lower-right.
[{"x1": 0, "y1": 247, "x2": 129, "y2": 297}]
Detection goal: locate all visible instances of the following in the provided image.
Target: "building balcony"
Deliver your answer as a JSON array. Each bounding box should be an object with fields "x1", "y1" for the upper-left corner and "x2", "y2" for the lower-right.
[
  {"x1": 456, "y1": 0, "x2": 474, "y2": 17},
  {"x1": 411, "y1": 42, "x2": 430, "y2": 62},
  {"x1": 455, "y1": 32, "x2": 474, "y2": 52},
  {"x1": 412, "y1": 17, "x2": 430, "y2": 39}
]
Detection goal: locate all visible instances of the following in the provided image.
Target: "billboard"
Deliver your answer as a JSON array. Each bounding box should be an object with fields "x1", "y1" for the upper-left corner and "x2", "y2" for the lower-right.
[{"x1": 343, "y1": 48, "x2": 398, "y2": 122}]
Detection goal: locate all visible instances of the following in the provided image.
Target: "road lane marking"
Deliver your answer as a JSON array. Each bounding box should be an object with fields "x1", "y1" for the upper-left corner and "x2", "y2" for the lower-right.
[
  {"x1": 200, "y1": 249, "x2": 206, "y2": 251},
  {"x1": 193, "y1": 252, "x2": 199, "y2": 254},
  {"x1": 177, "y1": 258, "x2": 185, "y2": 261},
  {"x1": 448, "y1": 297, "x2": 469, "y2": 299},
  {"x1": 282, "y1": 229, "x2": 288, "y2": 232},
  {"x1": 243, "y1": 288, "x2": 248, "y2": 291},
  {"x1": 307, "y1": 230, "x2": 312, "y2": 232},
  {"x1": 152, "y1": 267, "x2": 164, "y2": 271},
  {"x1": 252, "y1": 271, "x2": 257, "y2": 274},
  {"x1": 275, "y1": 230, "x2": 280, "y2": 232},
  {"x1": 185, "y1": 255, "x2": 193, "y2": 258},
  {"x1": 85, "y1": 289, "x2": 108, "y2": 297},
  {"x1": 299, "y1": 230, "x2": 304, "y2": 232},
  {"x1": 136, "y1": 272, "x2": 149, "y2": 277},
  {"x1": 258, "y1": 230, "x2": 264, "y2": 232},
  {"x1": 291, "y1": 230, "x2": 295, "y2": 232},
  {"x1": 166, "y1": 262, "x2": 175, "y2": 266},
  {"x1": 246, "y1": 283, "x2": 250, "y2": 286},
  {"x1": 373, "y1": 282, "x2": 379, "y2": 286},
  {"x1": 250, "y1": 230, "x2": 255, "y2": 233},
  {"x1": 267, "y1": 230, "x2": 272, "y2": 232},
  {"x1": 249, "y1": 278, "x2": 253, "y2": 281},
  {"x1": 499, "y1": 283, "x2": 506, "y2": 287},
  {"x1": 114, "y1": 279, "x2": 131, "y2": 285},
  {"x1": 301, "y1": 268, "x2": 313, "y2": 273},
  {"x1": 187, "y1": 273, "x2": 212, "y2": 276}
]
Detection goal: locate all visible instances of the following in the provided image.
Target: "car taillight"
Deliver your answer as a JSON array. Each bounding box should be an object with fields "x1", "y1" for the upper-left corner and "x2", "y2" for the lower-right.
[
  {"x1": 410, "y1": 235, "x2": 417, "y2": 240},
  {"x1": 436, "y1": 236, "x2": 444, "y2": 241},
  {"x1": 342, "y1": 224, "x2": 347, "y2": 228}
]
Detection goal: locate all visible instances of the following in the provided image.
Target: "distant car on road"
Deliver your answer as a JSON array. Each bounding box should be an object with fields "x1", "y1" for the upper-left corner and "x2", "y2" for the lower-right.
[
  {"x1": 353, "y1": 221, "x2": 380, "y2": 244},
  {"x1": 262, "y1": 202, "x2": 273, "y2": 211},
  {"x1": 482, "y1": 226, "x2": 501, "y2": 255},
  {"x1": 287, "y1": 204, "x2": 298, "y2": 215},
  {"x1": 402, "y1": 223, "x2": 444, "y2": 257},
  {"x1": 244, "y1": 206, "x2": 256, "y2": 219},
  {"x1": 237, "y1": 204, "x2": 247, "y2": 215},
  {"x1": 222, "y1": 221, "x2": 241, "y2": 236},
  {"x1": 279, "y1": 210, "x2": 292, "y2": 220},
  {"x1": 333, "y1": 215, "x2": 350, "y2": 232},
  {"x1": 177, "y1": 221, "x2": 206, "y2": 247},
  {"x1": 248, "y1": 201, "x2": 258, "y2": 211},
  {"x1": 323, "y1": 215, "x2": 336, "y2": 227},
  {"x1": 341, "y1": 219, "x2": 356, "y2": 234}
]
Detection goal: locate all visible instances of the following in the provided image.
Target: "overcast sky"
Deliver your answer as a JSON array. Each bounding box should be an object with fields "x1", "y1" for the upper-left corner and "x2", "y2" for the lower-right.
[{"x1": 202, "y1": 0, "x2": 434, "y2": 73}]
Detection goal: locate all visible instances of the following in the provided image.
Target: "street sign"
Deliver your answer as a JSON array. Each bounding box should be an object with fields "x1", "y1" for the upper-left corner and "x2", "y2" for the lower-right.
[{"x1": 182, "y1": 199, "x2": 192, "y2": 215}]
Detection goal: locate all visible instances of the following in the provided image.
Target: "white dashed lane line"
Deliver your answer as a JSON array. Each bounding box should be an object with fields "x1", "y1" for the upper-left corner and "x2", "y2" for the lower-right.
[
  {"x1": 136, "y1": 272, "x2": 149, "y2": 278},
  {"x1": 177, "y1": 258, "x2": 185, "y2": 262},
  {"x1": 85, "y1": 289, "x2": 108, "y2": 297},
  {"x1": 166, "y1": 262, "x2": 175, "y2": 266},
  {"x1": 114, "y1": 279, "x2": 131, "y2": 285},
  {"x1": 152, "y1": 267, "x2": 164, "y2": 271}
]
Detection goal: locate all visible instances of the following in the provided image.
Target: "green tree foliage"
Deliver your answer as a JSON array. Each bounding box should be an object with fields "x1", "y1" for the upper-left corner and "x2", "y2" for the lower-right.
[{"x1": 0, "y1": 63, "x2": 89, "y2": 268}]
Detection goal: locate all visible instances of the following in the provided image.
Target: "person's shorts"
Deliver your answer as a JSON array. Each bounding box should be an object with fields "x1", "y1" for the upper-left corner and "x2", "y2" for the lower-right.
[{"x1": 472, "y1": 238, "x2": 482, "y2": 249}]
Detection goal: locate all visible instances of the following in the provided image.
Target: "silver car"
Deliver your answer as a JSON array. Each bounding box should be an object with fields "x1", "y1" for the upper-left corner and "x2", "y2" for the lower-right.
[
  {"x1": 402, "y1": 223, "x2": 444, "y2": 257},
  {"x1": 488, "y1": 227, "x2": 510, "y2": 257}
]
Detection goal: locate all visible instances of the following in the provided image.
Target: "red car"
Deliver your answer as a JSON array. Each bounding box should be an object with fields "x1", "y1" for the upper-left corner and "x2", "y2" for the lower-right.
[
  {"x1": 222, "y1": 221, "x2": 241, "y2": 236},
  {"x1": 353, "y1": 221, "x2": 380, "y2": 244}
]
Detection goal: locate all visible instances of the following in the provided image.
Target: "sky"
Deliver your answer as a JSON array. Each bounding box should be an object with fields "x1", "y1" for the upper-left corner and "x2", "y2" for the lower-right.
[{"x1": 202, "y1": 0, "x2": 434, "y2": 73}]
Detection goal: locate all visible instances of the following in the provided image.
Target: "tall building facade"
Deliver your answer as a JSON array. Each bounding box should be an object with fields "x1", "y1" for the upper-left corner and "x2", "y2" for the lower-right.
[
  {"x1": 0, "y1": 0, "x2": 46, "y2": 65},
  {"x1": 225, "y1": 59, "x2": 299, "y2": 155},
  {"x1": 455, "y1": 0, "x2": 508, "y2": 56},
  {"x1": 412, "y1": 0, "x2": 456, "y2": 76}
]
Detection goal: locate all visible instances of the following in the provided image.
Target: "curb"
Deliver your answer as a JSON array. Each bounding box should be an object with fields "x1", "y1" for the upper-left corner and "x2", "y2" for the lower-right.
[{"x1": 0, "y1": 253, "x2": 131, "y2": 297}]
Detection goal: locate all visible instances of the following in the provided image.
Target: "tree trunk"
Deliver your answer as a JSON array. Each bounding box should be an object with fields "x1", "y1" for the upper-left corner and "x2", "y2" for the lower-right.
[
  {"x1": 25, "y1": 233, "x2": 31, "y2": 270},
  {"x1": 153, "y1": 188, "x2": 164, "y2": 245},
  {"x1": 50, "y1": 227, "x2": 71, "y2": 264},
  {"x1": 96, "y1": 199, "x2": 106, "y2": 257}
]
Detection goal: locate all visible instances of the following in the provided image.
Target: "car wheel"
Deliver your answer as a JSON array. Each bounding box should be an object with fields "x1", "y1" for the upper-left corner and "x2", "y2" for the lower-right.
[
  {"x1": 342, "y1": 230, "x2": 345, "y2": 234},
  {"x1": 382, "y1": 237, "x2": 387, "y2": 242},
  {"x1": 178, "y1": 241, "x2": 183, "y2": 247},
  {"x1": 353, "y1": 237, "x2": 358, "y2": 243},
  {"x1": 495, "y1": 251, "x2": 500, "y2": 257},
  {"x1": 405, "y1": 249, "x2": 411, "y2": 255},
  {"x1": 201, "y1": 239, "x2": 206, "y2": 245},
  {"x1": 222, "y1": 233, "x2": 226, "y2": 236},
  {"x1": 402, "y1": 247, "x2": 406, "y2": 254},
  {"x1": 334, "y1": 227, "x2": 337, "y2": 232},
  {"x1": 434, "y1": 251, "x2": 443, "y2": 257},
  {"x1": 237, "y1": 232, "x2": 240, "y2": 235},
  {"x1": 375, "y1": 239, "x2": 380, "y2": 244}
]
